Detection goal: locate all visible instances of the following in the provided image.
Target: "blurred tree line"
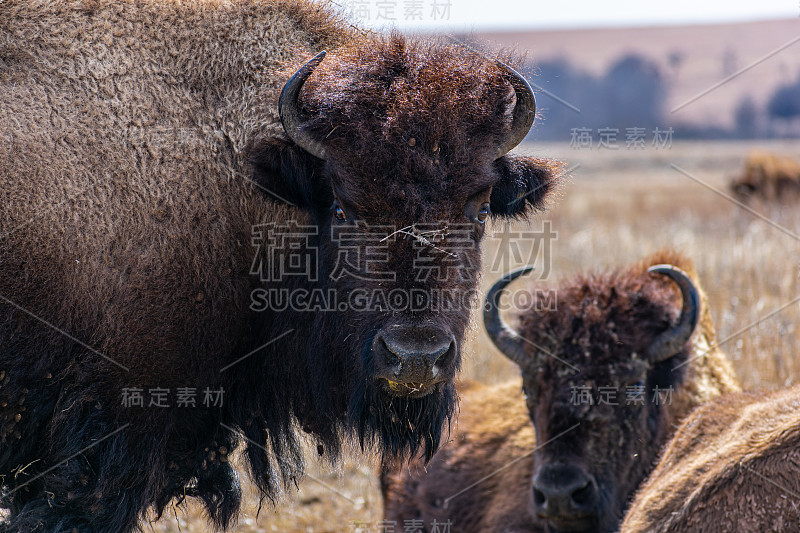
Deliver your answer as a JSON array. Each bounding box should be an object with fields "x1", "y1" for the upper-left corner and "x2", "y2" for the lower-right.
[
  {"x1": 525, "y1": 54, "x2": 800, "y2": 141},
  {"x1": 525, "y1": 54, "x2": 665, "y2": 142},
  {"x1": 765, "y1": 76, "x2": 800, "y2": 136}
]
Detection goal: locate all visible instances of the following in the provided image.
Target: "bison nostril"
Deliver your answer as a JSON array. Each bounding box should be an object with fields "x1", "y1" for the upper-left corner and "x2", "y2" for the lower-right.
[
  {"x1": 571, "y1": 481, "x2": 594, "y2": 505},
  {"x1": 425, "y1": 341, "x2": 454, "y2": 369},
  {"x1": 533, "y1": 466, "x2": 598, "y2": 516},
  {"x1": 421, "y1": 342, "x2": 449, "y2": 365},
  {"x1": 380, "y1": 337, "x2": 402, "y2": 367}
]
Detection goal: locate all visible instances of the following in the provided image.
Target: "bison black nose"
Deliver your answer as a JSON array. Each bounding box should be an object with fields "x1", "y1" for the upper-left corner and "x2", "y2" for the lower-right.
[
  {"x1": 533, "y1": 464, "x2": 599, "y2": 525},
  {"x1": 373, "y1": 325, "x2": 456, "y2": 393}
]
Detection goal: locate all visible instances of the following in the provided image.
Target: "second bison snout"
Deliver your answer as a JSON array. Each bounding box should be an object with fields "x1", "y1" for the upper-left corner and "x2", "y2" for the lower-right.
[
  {"x1": 373, "y1": 325, "x2": 456, "y2": 397},
  {"x1": 532, "y1": 463, "x2": 600, "y2": 532}
]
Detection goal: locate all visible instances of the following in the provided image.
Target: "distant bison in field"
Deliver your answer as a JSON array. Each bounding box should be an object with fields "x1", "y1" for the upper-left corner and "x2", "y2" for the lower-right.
[
  {"x1": 621, "y1": 384, "x2": 800, "y2": 533},
  {"x1": 0, "y1": 0, "x2": 560, "y2": 531},
  {"x1": 381, "y1": 251, "x2": 740, "y2": 533},
  {"x1": 730, "y1": 150, "x2": 800, "y2": 201}
]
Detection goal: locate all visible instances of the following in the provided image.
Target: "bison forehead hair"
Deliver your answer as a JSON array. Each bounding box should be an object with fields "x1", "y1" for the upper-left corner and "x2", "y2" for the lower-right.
[
  {"x1": 297, "y1": 34, "x2": 554, "y2": 219},
  {"x1": 520, "y1": 254, "x2": 684, "y2": 375}
]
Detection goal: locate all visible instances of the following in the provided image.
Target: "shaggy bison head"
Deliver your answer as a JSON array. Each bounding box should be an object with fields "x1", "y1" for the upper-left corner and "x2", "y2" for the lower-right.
[
  {"x1": 249, "y1": 35, "x2": 560, "y2": 462},
  {"x1": 484, "y1": 261, "x2": 700, "y2": 533}
]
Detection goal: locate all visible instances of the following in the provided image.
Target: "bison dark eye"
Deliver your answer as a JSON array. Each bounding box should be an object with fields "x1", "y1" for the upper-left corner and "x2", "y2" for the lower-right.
[
  {"x1": 334, "y1": 206, "x2": 347, "y2": 222},
  {"x1": 476, "y1": 203, "x2": 490, "y2": 223}
]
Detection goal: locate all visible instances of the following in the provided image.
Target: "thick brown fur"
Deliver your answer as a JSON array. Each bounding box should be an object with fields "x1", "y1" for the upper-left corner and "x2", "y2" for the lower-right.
[
  {"x1": 621, "y1": 385, "x2": 800, "y2": 533},
  {"x1": 0, "y1": 1, "x2": 560, "y2": 531},
  {"x1": 730, "y1": 150, "x2": 800, "y2": 201},
  {"x1": 381, "y1": 251, "x2": 740, "y2": 533}
]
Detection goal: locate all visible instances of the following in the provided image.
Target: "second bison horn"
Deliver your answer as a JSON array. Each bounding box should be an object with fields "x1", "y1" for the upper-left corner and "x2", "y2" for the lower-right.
[
  {"x1": 494, "y1": 61, "x2": 536, "y2": 159},
  {"x1": 647, "y1": 265, "x2": 701, "y2": 363},
  {"x1": 279, "y1": 50, "x2": 328, "y2": 161},
  {"x1": 483, "y1": 266, "x2": 534, "y2": 366}
]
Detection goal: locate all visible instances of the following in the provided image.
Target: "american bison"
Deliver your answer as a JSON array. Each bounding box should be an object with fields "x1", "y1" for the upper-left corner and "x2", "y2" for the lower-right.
[
  {"x1": 381, "y1": 251, "x2": 740, "y2": 533},
  {"x1": 0, "y1": 1, "x2": 561, "y2": 531},
  {"x1": 621, "y1": 385, "x2": 800, "y2": 533},
  {"x1": 730, "y1": 150, "x2": 800, "y2": 201}
]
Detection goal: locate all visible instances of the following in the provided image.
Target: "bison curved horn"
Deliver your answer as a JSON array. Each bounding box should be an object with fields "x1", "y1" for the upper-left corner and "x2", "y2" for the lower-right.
[
  {"x1": 647, "y1": 265, "x2": 700, "y2": 363},
  {"x1": 279, "y1": 51, "x2": 328, "y2": 160},
  {"x1": 484, "y1": 266, "x2": 535, "y2": 366},
  {"x1": 494, "y1": 61, "x2": 536, "y2": 159}
]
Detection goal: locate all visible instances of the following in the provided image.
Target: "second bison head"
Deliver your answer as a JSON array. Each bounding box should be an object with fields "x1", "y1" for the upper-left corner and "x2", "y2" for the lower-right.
[{"x1": 484, "y1": 253, "x2": 725, "y2": 533}]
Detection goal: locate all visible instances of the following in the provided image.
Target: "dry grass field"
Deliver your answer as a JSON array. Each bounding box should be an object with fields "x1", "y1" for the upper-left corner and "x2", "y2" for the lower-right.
[{"x1": 150, "y1": 139, "x2": 800, "y2": 532}]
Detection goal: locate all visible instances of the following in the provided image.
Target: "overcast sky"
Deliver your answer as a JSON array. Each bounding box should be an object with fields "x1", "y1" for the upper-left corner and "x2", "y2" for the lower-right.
[{"x1": 339, "y1": 0, "x2": 799, "y2": 31}]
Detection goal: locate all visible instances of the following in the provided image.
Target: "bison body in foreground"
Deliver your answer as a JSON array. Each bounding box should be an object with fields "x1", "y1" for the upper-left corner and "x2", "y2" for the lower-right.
[
  {"x1": 621, "y1": 385, "x2": 800, "y2": 533},
  {"x1": 0, "y1": 1, "x2": 559, "y2": 530},
  {"x1": 381, "y1": 251, "x2": 740, "y2": 533}
]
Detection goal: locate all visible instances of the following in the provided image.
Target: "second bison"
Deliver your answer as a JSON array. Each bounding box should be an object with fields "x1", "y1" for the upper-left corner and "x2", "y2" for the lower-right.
[{"x1": 381, "y1": 251, "x2": 740, "y2": 533}]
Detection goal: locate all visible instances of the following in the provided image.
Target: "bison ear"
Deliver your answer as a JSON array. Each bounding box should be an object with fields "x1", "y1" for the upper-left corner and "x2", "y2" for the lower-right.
[
  {"x1": 249, "y1": 137, "x2": 330, "y2": 209},
  {"x1": 489, "y1": 156, "x2": 561, "y2": 219}
]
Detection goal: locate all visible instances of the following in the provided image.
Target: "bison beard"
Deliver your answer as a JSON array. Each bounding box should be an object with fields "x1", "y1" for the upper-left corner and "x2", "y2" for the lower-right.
[{"x1": 350, "y1": 341, "x2": 458, "y2": 464}]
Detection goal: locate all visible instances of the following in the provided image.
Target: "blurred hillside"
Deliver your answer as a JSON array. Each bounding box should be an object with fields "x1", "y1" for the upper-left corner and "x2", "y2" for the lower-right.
[{"x1": 461, "y1": 18, "x2": 800, "y2": 141}]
